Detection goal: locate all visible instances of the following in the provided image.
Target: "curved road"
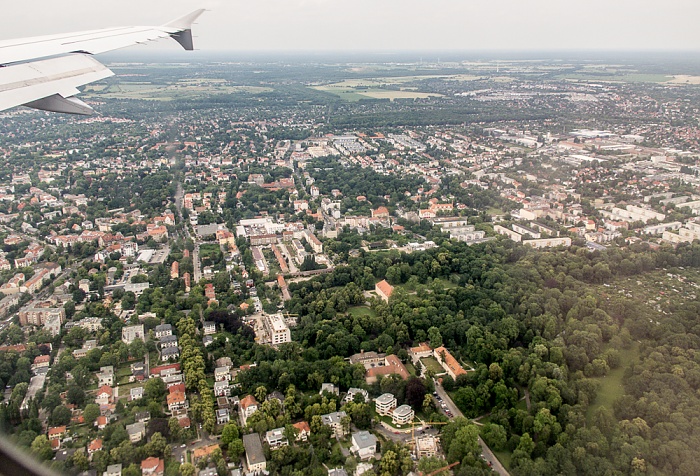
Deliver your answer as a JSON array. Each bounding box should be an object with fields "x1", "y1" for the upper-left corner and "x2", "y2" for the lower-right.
[{"x1": 434, "y1": 382, "x2": 510, "y2": 476}]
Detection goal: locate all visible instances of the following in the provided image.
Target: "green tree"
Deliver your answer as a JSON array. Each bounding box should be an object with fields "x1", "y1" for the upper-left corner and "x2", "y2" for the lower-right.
[
  {"x1": 83, "y1": 403, "x2": 100, "y2": 424},
  {"x1": 30, "y1": 435, "x2": 53, "y2": 461}
]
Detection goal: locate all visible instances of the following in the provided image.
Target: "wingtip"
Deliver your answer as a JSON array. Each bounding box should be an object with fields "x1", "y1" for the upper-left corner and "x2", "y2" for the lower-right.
[{"x1": 164, "y1": 9, "x2": 206, "y2": 30}]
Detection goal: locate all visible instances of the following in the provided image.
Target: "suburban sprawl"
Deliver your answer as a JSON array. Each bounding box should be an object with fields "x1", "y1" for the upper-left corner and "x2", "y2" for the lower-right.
[{"x1": 0, "y1": 54, "x2": 699, "y2": 476}]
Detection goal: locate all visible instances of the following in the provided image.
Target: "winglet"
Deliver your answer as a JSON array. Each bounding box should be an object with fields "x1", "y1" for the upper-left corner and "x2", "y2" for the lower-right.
[
  {"x1": 164, "y1": 9, "x2": 205, "y2": 51},
  {"x1": 165, "y1": 9, "x2": 205, "y2": 31}
]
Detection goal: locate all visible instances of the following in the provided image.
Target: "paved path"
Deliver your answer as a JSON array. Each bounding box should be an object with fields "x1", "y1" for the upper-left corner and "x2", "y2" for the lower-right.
[{"x1": 434, "y1": 381, "x2": 510, "y2": 476}]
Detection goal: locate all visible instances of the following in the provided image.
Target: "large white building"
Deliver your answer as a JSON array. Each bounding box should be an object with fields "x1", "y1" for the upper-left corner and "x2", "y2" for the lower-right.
[{"x1": 263, "y1": 313, "x2": 291, "y2": 346}]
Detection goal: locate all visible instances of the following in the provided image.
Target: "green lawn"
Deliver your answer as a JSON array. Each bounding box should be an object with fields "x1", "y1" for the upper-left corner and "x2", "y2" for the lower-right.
[
  {"x1": 420, "y1": 357, "x2": 445, "y2": 374},
  {"x1": 405, "y1": 362, "x2": 417, "y2": 376},
  {"x1": 493, "y1": 449, "x2": 512, "y2": 471},
  {"x1": 348, "y1": 306, "x2": 377, "y2": 318},
  {"x1": 586, "y1": 342, "x2": 639, "y2": 423}
]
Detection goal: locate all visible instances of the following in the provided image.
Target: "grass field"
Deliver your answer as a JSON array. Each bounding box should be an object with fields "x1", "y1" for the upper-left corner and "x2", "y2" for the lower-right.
[
  {"x1": 348, "y1": 306, "x2": 377, "y2": 318},
  {"x1": 420, "y1": 357, "x2": 445, "y2": 374},
  {"x1": 557, "y1": 73, "x2": 671, "y2": 83},
  {"x1": 493, "y1": 449, "x2": 512, "y2": 470},
  {"x1": 84, "y1": 80, "x2": 272, "y2": 101},
  {"x1": 313, "y1": 76, "x2": 447, "y2": 101},
  {"x1": 586, "y1": 342, "x2": 639, "y2": 423}
]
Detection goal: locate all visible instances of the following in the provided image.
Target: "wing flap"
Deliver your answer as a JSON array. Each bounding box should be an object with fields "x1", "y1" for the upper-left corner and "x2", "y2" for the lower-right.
[{"x1": 0, "y1": 54, "x2": 113, "y2": 115}]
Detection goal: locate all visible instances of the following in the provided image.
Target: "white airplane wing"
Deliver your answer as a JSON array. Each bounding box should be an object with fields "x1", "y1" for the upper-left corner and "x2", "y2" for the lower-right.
[{"x1": 0, "y1": 9, "x2": 204, "y2": 115}]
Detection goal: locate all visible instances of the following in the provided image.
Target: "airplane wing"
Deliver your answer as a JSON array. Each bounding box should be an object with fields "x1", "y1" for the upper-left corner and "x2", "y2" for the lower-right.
[{"x1": 0, "y1": 9, "x2": 204, "y2": 115}]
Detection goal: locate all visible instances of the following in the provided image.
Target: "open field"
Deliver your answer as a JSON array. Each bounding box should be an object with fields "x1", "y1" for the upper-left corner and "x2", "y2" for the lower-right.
[
  {"x1": 348, "y1": 306, "x2": 377, "y2": 318},
  {"x1": 558, "y1": 73, "x2": 672, "y2": 83},
  {"x1": 313, "y1": 75, "x2": 455, "y2": 101},
  {"x1": 420, "y1": 356, "x2": 445, "y2": 374},
  {"x1": 84, "y1": 79, "x2": 272, "y2": 100},
  {"x1": 586, "y1": 343, "x2": 639, "y2": 422}
]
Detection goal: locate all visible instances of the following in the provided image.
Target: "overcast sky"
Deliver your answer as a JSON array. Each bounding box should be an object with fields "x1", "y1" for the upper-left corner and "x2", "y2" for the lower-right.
[{"x1": 4, "y1": 0, "x2": 700, "y2": 52}]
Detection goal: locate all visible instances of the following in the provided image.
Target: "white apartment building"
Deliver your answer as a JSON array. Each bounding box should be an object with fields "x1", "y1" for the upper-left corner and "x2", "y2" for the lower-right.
[{"x1": 263, "y1": 313, "x2": 291, "y2": 346}]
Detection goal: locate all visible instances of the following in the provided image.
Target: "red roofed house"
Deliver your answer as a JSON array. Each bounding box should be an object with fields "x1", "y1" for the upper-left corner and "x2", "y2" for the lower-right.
[
  {"x1": 292, "y1": 421, "x2": 311, "y2": 442},
  {"x1": 141, "y1": 457, "x2": 165, "y2": 476},
  {"x1": 365, "y1": 354, "x2": 410, "y2": 384},
  {"x1": 95, "y1": 415, "x2": 108, "y2": 430},
  {"x1": 434, "y1": 346, "x2": 467, "y2": 380},
  {"x1": 87, "y1": 438, "x2": 102, "y2": 456},
  {"x1": 239, "y1": 395, "x2": 259, "y2": 426},
  {"x1": 47, "y1": 426, "x2": 66, "y2": 442},
  {"x1": 375, "y1": 279, "x2": 394, "y2": 302},
  {"x1": 95, "y1": 386, "x2": 113, "y2": 405},
  {"x1": 33, "y1": 354, "x2": 50, "y2": 369},
  {"x1": 372, "y1": 206, "x2": 389, "y2": 218},
  {"x1": 167, "y1": 390, "x2": 188, "y2": 413}
]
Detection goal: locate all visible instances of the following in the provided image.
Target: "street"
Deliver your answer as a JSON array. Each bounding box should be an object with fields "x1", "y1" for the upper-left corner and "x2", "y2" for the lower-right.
[{"x1": 434, "y1": 381, "x2": 510, "y2": 476}]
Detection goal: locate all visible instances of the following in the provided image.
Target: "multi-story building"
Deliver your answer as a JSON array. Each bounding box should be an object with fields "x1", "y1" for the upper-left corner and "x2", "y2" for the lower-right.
[
  {"x1": 262, "y1": 313, "x2": 291, "y2": 346},
  {"x1": 374, "y1": 393, "x2": 397, "y2": 416},
  {"x1": 121, "y1": 324, "x2": 145, "y2": 344},
  {"x1": 239, "y1": 395, "x2": 259, "y2": 427},
  {"x1": 392, "y1": 405, "x2": 414, "y2": 426},
  {"x1": 243, "y1": 433, "x2": 267, "y2": 473},
  {"x1": 321, "y1": 411, "x2": 348, "y2": 438},
  {"x1": 265, "y1": 427, "x2": 289, "y2": 449},
  {"x1": 351, "y1": 431, "x2": 377, "y2": 461}
]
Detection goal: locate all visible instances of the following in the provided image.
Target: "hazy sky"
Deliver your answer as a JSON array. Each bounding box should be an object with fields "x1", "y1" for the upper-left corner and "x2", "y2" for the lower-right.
[{"x1": 4, "y1": 0, "x2": 700, "y2": 52}]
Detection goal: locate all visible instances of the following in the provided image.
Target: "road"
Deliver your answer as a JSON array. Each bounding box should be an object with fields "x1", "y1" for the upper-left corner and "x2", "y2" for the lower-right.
[
  {"x1": 434, "y1": 381, "x2": 510, "y2": 476},
  {"x1": 172, "y1": 423, "x2": 220, "y2": 464}
]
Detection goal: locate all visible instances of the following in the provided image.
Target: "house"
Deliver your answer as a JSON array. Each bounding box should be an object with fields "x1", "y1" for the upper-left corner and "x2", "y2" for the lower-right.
[
  {"x1": 409, "y1": 342, "x2": 432, "y2": 362},
  {"x1": 213, "y1": 380, "x2": 231, "y2": 397},
  {"x1": 33, "y1": 355, "x2": 50, "y2": 370},
  {"x1": 87, "y1": 438, "x2": 102, "y2": 456},
  {"x1": 239, "y1": 395, "x2": 259, "y2": 427},
  {"x1": 292, "y1": 421, "x2": 310, "y2": 442},
  {"x1": 203, "y1": 321, "x2": 216, "y2": 335},
  {"x1": 265, "y1": 427, "x2": 289, "y2": 449},
  {"x1": 365, "y1": 354, "x2": 410, "y2": 384},
  {"x1": 375, "y1": 279, "x2": 394, "y2": 302},
  {"x1": 126, "y1": 422, "x2": 146, "y2": 443},
  {"x1": 47, "y1": 426, "x2": 67, "y2": 442},
  {"x1": 343, "y1": 388, "x2": 369, "y2": 404},
  {"x1": 321, "y1": 411, "x2": 348, "y2": 438},
  {"x1": 95, "y1": 416, "x2": 108, "y2": 430},
  {"x1": 349, "y1": 351, "x2": 385, "y2": 368},
  {"x1": 167, "y1": 390, "x2": 188, "y2": 412},
  {"x1": 433, "y1": 346, "x2": 467, "y2": 380},
  {"x1": 159, "y1": 335, "x2": 178, "y2": 349},
  {"x1": 320, "y1": 383, "x2": 339, "y2": 396},
  {"x1": 97, "y1": 366, "x2": 114, "y2": 387},
  {"x1": 193, "y1": 445, "x2": 220, "y2": 465},
  {"x1": 350, "y1": 431, "x2": 377, "y2": 461},
  {"x1": 216, "y1": 408, "x2": 230, "y2": 425},
  {"x1": 104, "y1": 464, "x2": 122, "y2": 476},
  {"x1": 121, "y1": 324, "x2": 144, "y2": 344},
  {"x1": 214, "y1": 366, "x2": 231, "y2": 382},
  {"x1": 374, "y1": 393, "x2": 397, "y2": 416},
  {"x1": 243, "y1": 433, "x2": 266, "y2": 473},
  {"x1": 129, "y1": 387, "x2": 144, "y2": 402},
  {"x1": 140, "y1": 457, "x2": 165, "y2": 476},
  {"x1": 154, "y1": 323, "x2": 172, "y2": 339},
  {"x1": 135, "y1": 411, "x2": 151, "y2": 423},
  {"x1": 95, "y1": 386, "x2": 113, "y2": 405},
  {"x1": 160, "y1": 346, "x2": 180, "y2": 361},
  {"x1": 328, "y1": 470, "x2": 348, "y2": 476},
  {"x1": 392, "y1": 405, "x2": 414, "y2": 426}
]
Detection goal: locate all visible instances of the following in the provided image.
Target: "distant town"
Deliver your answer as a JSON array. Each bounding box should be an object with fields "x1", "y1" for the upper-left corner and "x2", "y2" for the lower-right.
[{"x1": 0, "y1": 55, "x2": 698, "y2": 476}]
